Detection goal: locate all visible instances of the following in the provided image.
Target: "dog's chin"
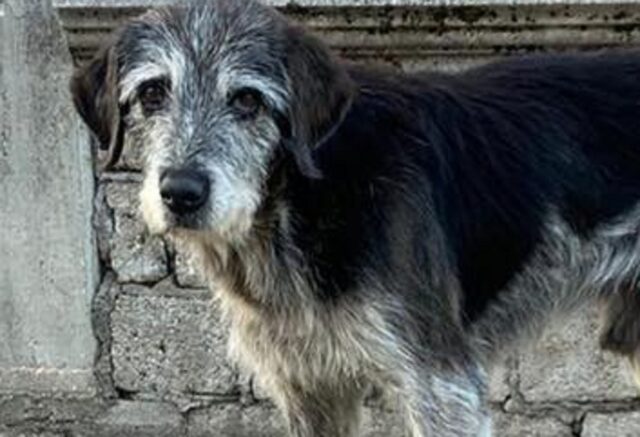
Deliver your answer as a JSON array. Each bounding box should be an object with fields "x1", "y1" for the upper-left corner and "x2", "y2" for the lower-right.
[
  {"x1": 144, "y1": 203, "x2": 257, "y2": 246},
  {"x1": 166, "y1": 226, "x2": 207, "y2": 243},
  {"x1": 142, "y1": 212, "x2": 202, "y2": 239}
]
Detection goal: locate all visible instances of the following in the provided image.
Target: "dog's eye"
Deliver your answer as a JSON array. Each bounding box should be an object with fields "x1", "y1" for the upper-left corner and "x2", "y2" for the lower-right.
[
  {"x1": 230, "y1": 88, "x2": 263, "y2": 117},
  {"x1": 138, "y1": 79, "x2": 168, "y2": 113}
]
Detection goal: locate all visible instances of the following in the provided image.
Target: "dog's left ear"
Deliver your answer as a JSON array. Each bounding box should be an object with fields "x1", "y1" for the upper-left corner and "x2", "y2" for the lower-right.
[
  {"x1": 70, "y1": 42, "x2": 124, "y2": 170},
  {"x1": 283, "y1": 26, "x2": 356, "y2": 178}
]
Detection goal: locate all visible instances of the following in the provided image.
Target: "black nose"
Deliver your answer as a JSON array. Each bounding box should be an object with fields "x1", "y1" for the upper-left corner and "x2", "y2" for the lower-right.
[{"x1": 160, "y1": 168, "x2": 210, "y2": 215}]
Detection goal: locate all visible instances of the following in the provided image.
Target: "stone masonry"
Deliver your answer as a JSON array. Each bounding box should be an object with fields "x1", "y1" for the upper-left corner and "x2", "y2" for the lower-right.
[{"x1": 2, "y1": 0, "x2": 640, "y2": 435}]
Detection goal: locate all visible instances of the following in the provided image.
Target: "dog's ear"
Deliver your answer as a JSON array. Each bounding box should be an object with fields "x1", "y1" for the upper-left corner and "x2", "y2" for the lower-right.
[
  {"x1": 283, "y1": 27, "x2": 356, "y2": 178},
  {"x1": 70, "y1": 42, "x2": 124, "y2": 170}
]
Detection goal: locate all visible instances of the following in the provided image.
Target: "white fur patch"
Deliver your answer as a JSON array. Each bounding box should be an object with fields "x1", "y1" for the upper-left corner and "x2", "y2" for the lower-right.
[
  {"x1": 139, "y1": 166, "x2": 168, "y2": 234},
  {"x1": 208, "y1": 165, "x2": 262, "y2": 241},
  {"x1": 628, "y1": 353, "x2": 640, "y2": 390}
]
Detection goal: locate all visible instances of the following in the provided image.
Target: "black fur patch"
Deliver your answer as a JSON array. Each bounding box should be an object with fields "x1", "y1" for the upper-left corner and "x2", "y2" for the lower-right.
[{"x1": 286, "y1": 51, "x2": 640, "y2": 322}]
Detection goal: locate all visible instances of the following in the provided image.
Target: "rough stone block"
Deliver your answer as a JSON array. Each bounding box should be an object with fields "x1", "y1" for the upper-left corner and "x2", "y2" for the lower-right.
[
  {"x1": 103, "y1": 176, "x2": 142, "y2": 212},
  {"x1": 188, "y1": 404, "x2": 403, "y2": 437},
  {"x1": 111, "y1": 284, "x2": 237, "y2": 401},
  {"x1": 105, "y1": 180, "x2": 169, "y2": 283},
  {"x1": 110, "y1": 234, "x2": 168, "y2": 284},
  {"x1": 582, "y1": 411, "x2": 640, "y2": 437},
  {"x1": 517, "y1": 308, "x2": 637, "y2": 402},
  {"x1": 86, "y1": 401, "x2": 185, "y2": 437},
  {"x1": 173, "y1": 243, "x2": 208, "y2": 289},
  {"x1": 492, "y1": 412, "x2": 572, "y2": 437},
  {"x1": 488, "y1": 356, "x2": 512, "y2": 404},
  {"x1": 188, "y1": 402, "x2": 408, "y2": 437},
  {"x1": 187, "y1": 404, "x2": 285, "y2": 437}
]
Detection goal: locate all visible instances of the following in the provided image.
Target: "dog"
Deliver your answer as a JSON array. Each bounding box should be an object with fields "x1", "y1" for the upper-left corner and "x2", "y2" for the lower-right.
[{"x1": 70, "y1": 0, "x2": 640, "y2": 435}]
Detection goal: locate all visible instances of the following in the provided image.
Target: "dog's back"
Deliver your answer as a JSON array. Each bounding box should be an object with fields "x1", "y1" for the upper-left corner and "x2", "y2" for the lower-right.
[{"x1": 426, "y1": 51, "x2": 640, "y2": 319}]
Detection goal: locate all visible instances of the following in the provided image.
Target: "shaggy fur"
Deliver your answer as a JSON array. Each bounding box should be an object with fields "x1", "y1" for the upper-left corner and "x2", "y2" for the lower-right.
[{"x1": 70, "y1": 0, "x2": 640, "y2": 435}]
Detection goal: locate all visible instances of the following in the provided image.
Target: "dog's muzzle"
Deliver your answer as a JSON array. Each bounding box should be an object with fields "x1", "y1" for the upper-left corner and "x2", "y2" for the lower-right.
[{"x1": 160, "y1": 167, "x2": 210, "y2": 216}]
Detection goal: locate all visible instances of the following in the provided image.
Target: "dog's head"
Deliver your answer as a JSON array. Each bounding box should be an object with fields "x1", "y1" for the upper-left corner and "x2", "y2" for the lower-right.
[{"x1": 71, "y1": 0, "x2": 354, "y2": 241}]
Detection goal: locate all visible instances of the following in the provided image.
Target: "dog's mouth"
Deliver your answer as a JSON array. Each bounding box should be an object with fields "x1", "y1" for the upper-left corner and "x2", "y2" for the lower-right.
[
  {"x1": 141, "y1": 202, "x2": 211, "y2": 237},
  {"x1": 163, "y1": 209, "x2": 210, "y2": 233}
]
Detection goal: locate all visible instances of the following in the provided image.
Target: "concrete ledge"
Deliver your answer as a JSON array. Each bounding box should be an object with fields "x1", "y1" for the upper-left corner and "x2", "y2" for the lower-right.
[
  {"x1": 89, "y1": 401, "x2": 185, "y2": 437},
  {"x1": 51, "y1": 0, "x2": 640, "y2": 7},
  {"x1": 0, "y1": 398, "x2": 184, "y2": 437},
  {"x1": 54, "y1": 0, "x2": 640, "y2": 70}
]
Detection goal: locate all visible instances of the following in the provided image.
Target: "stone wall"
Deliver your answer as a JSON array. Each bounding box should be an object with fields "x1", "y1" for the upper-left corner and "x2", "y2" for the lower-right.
[{"x1": 2, "y1": 0, "x2": 640, "y2": 435}]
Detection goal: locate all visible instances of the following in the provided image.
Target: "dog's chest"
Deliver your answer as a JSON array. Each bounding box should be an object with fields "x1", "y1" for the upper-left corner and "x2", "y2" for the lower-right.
[{"x1": 215, "y1": 285, "x2": 392, "y2": 394}]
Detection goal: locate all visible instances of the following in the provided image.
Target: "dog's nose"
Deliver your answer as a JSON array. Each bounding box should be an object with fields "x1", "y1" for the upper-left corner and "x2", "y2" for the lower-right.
[{"x1": 160, "y1": 168, "x2": 210, "y2": 215}]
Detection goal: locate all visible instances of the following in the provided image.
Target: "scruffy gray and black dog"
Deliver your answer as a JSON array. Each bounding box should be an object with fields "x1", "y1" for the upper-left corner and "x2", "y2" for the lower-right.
[{"x1": 71, "y1": 0, "x2": 640, "y2": 435}]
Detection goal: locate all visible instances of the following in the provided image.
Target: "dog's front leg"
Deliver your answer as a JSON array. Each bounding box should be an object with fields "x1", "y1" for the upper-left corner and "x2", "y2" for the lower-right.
[
  {"x1": 391, "y1": 363, "x2": 491, "y2": 437},
  {"x1": 272, "y1": 382, "x2": 364, "y2": 437}
]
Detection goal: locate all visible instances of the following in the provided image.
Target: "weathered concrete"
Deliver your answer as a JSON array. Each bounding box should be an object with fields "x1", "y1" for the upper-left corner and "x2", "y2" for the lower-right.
[{"x1": 0, "y1": 0, "x2": 97, "y2": 394}]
